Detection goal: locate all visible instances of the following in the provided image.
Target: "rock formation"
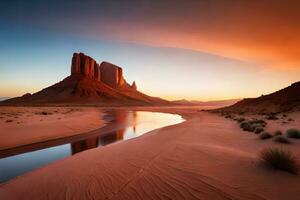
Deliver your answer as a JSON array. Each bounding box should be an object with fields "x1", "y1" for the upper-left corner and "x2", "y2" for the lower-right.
[
  {"x1": 100, "y1": 62, "x2": 125, "y2": 88},
  {"x1": 71, "y1": 53, "x2": 98, "y2": 79},
  {"x1": 131, "y1": 81, "x2": 137, "y2": 90},
  {"x1": 71, "y1": 53, "x2": 129, "y2": 89},
  {"x1": 1, "y1": 52, "x2": 172, "y2": 105},
  {"x1": 94, "y1": 63, "x2": 101, "y2": 82}
]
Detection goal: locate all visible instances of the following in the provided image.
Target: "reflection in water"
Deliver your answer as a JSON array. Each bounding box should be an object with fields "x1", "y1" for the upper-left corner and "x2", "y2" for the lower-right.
[
  {"x1": 0, "y1": 110, "x2": 184, "y2": 182},
  {"x1": 71, "y1": 137, "x2": 99, "y2": 155},
  {"x1": 71, "y1": 110, "x2": 132, "y2": 155}
]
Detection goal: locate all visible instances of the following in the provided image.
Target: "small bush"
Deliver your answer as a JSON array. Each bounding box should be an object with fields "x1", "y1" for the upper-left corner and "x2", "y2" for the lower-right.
[
  {"x1": 5, "y1": 119, "x2": 13, "y2": 123},
  {"x1": 286, "y1": 129, "x2": 300, "y2": 139},
  {"x1": 250, "y1": 119, "x2": 266, "y2": 125},
  {"x1": 225, "y1": 115, "x2": 232, "y2": 119},
  {"x1": 36, "y1": 111, "x2": 52, "y2": 115},
  {"x1": 254, "y1": 127, "x2": 264, "y2": 134},
  {"x1": 236, "y1": 117, "x2": 245, "y2": 123},
  {"x1": 240, "y1": 122, "x2": 255, "y2": 132},
  {"x1": 266, "y1": 115, "x2": 278, "y2": 120},
  {"x1": 288, "y1": 118, "x2": 294, "y2": 122},
  {"x1": 273, "y1": 136, "x2": 291, "y2": 144},
  {"x1": 274, "y1": 130, "x2": 282, "y2": 136},
  {"x1": 260, "y1": 148, "x2": 299, "y2": 174},
  {"x1": 249, "y1": 119, "x2": 267, "y2": 128},
  {"x1": 259, "y1": 132, "x2": 273, "y2": 140}
]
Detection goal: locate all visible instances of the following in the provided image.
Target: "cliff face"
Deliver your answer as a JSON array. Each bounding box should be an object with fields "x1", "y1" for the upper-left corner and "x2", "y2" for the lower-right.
[
  {"x1": 71, "y1": 53, "x2": 128, "y2": 89},
  {"x1": 100, "y1": 62, "x2": 125, "y2": 88}
]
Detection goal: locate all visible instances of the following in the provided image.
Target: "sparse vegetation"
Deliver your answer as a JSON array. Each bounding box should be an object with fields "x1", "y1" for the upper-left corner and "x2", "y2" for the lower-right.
[
  {"x1": 254, "y1": 127, "x2": 264, "y2": 134},
  {"x1": 239, "y1": 119, "x2": 266, "y2": 133},
  {"x1": 260, "y1": 148, "x2": 299, "y2": 174},
  {"x1": 266, "y1": 114, "x2": 278, "y2": 120},
  {"x1": 288, "y1": 118, "x2": 294, "y2": 122},
  {"x1": 249, "y1": 119, "x2": 267, "y2": 128},
  {"x1": 274, "y1": 130, "x2": 282, "y2": 136},
  {"x1": 235, "y1": 117, "x2": 245, "y2": 123},
  {"x1": 273, "y1": 136, "x2": 291, "y2": 144},
  {"x1": 5, "y1": 119, "x2": 13, "y2": 123},
  {"x1": 225, "y1": 114, "x2": 232, "y2": 119},
  {"x1": 286, "y1": 129, "x2": 300, "y2": 139},
  {"x1": 240, "y1": 122, "x2": 255, "y2": 132},
  {"x1": 259, "y1": 132, "x2": 273, "y2": 140},
  {"x1": 36, "y1": 111, "x2": 52, "y2": 115}
]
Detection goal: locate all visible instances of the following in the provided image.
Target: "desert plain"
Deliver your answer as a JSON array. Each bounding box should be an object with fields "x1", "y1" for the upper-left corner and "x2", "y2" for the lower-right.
[{"x1": 0, "y1": 106, "x2": 299, "y2": 200}]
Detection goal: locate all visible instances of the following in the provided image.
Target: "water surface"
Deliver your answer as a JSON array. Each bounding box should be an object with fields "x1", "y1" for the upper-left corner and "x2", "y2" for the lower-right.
[{"x1": 0, "y1": 110, "x2": 184, "y2": 183}]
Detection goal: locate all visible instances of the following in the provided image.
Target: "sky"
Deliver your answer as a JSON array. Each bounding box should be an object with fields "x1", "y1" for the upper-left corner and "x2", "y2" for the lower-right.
[{"x1": 0, "y1": 0, "x2": 299, "y2": 101}]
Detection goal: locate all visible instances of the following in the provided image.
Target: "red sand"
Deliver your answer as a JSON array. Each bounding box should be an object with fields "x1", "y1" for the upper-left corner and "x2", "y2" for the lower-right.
[
  {"x1": 0, "y1": 107, "x2": 300, "y2": 200},
  {"x1": 0, "y1": 107, "x2": 104, "y2": 150}
]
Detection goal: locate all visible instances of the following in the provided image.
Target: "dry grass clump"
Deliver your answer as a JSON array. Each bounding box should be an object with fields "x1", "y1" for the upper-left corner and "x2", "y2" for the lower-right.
[
  {"x1": 260, "y1": 148, "x2": 299, "y2": 174},
  {"x1": 259, "y1": 132, "x2": 273, "y2": 140},
  {"x1": 35, "y1": 111, "x2": 52, "y2": 115},
  {"x1": 288, "y1": 118, "x2": 294, "y2": 122},
  {"x1": 274, "y1": 130, "x2": 282, "y2": 136},
  {"x1": 266, "y1": 113, "x2": 279, "y2": 120},
  {"x1": 240, "y1": 122, "x2": 255, "y2": 132},
  {"x1": 235, "y1": 117, "x2": 245, "y2": 123},
  {"x1": 254, "y1": 127, "x2": 264, "y2": 134},
  {"x1": 273, "y1": 136, "x2": 291, "y2": 144},
  {"x1": 240, "y1": 119, "x2": 266, "y2": 133}
]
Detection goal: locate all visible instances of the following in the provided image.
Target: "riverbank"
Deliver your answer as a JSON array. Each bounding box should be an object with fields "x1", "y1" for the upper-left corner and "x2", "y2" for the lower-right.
[
  {"x1": 1, "y1": 107, "x2": 300, "y2": 200},
  {"x1": 0, "y1": 107, "x2": 105, "y2": 150}
]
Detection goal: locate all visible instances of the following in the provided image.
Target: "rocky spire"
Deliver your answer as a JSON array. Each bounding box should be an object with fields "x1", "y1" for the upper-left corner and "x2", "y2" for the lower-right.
[{"x1": 131, "y1": 81, "x2": 137, "y2": 90}]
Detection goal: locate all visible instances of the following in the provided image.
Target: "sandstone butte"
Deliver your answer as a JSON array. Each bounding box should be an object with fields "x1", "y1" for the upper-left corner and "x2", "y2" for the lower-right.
[
  {"x1": 0, "y1": 52, "x2": 168, "y2": 105},
  {"x1": 71, "y1": 52, "x2": 135, "y2": 90}
]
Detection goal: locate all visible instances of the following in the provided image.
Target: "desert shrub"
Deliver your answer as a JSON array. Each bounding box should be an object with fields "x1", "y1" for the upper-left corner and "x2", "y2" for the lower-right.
[
  {"x1": 5, "y1": 119, "x2": 13, "y2": 123},
  {"x1": 236, "y1": 117, "x2": 245, "y2": 123},
  {"x1": 250, "y1": 119, "x2": 266, "y2": 124},
  {"x1": 274, "y1": 130, "x2": 282, "y2": 136},
  {"x1": 273, "y1": 136, "x2": 291, "y2": 144},
  {"x1": 249, "y1": 119, "x2": 267, "y2": 127},
  {"x1": 36, "y1": 111, "x2": 52, "y2": 115},
  {"x1": 260, "y1": 148, "x2": 299, "y2": 174},
  {"x1": 266, "y1": 114, "x2": 278, "y2": 120},
  {"x1": 259, "y1": 132, "x2": 273, "y2": 140},
  {"x1": 254, "y1": 127, "x2": 264, "y2": 134},
  {"x1": 288, "y1": 118, "x2": 294, "y2": 122},
  {"x1": 225, "y1": 115, "x2": 232, "y2": 119},
  {"x1": 287, "y1": 129, "x2": 300, "y2": 139},
  {"x1": 240, "y1": 122, "x2": 255, "y2": 132}
]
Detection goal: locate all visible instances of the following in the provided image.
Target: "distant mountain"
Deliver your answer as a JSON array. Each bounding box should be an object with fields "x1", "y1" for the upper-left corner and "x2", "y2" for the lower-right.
[
  {"x1": 0, "y1": 97, "x2": 10, "y2": 102},
  {"x1": 1, "y1": 53, "x2": 170, "y2": 106},
  {"x1": 217, "y1": 81, "x2": 300, "y2": 113},
  {"x1": 172, "y1": 99, "x2": 240, "y2": 107},
  {"x1": 172, "y1": 99, "x2": 197, "y2": 106}
]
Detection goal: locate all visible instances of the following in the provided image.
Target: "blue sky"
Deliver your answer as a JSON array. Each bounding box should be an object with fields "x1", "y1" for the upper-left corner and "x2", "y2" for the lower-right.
[{"x1": 0, "y1": 1, "x2": 299, "y2": 100}]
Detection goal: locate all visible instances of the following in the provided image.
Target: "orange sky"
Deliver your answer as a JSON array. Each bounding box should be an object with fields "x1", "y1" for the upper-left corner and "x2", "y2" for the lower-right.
[
  {"x1": 85, "y1": 1, "x2": 300, "y2": 71},
  {"x1": 0, "y1": 1, "x2": 299, "y2": 100}
]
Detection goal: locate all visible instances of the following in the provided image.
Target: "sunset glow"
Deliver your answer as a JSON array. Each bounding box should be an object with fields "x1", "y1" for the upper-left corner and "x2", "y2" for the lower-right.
[{"x1": 0, "y1": 0, "x2": 299, "y2": 100}]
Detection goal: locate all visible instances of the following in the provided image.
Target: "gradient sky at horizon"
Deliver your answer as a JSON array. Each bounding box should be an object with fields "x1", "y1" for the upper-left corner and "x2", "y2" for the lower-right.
[{"x1": 0, "y1": 0, "x2": 299, "y2": 101}]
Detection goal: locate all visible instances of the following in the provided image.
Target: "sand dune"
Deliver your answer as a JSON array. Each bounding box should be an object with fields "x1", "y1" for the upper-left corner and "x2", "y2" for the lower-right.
[{"x1": 1, "y1": 108, "x2": 299, "y2": 200}]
